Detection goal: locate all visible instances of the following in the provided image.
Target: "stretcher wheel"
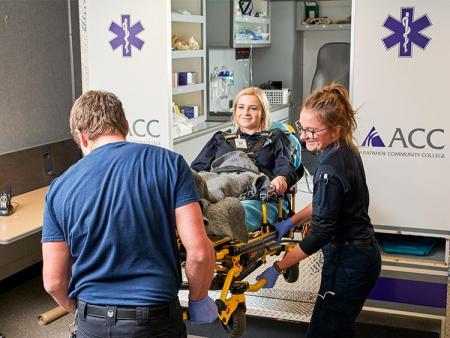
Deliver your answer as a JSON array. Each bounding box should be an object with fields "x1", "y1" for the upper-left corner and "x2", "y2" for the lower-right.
[
  {"x1": 222, "y1": 304, "x2": 246, "y2": 338},
  {"x1": 283, "y1": 263, "x2": 299, "y2": 283}
]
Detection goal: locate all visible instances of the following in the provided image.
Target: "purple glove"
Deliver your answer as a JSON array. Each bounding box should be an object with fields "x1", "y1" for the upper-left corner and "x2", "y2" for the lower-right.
[
  {"x1": 188, "y1": 296, "x2": 218, "y2": 324},
  {"x1": 255, "y1": 266, "x2": 280, "y2": 288},
  {"x1": 274, "y1": 218, "x2": 294, "y2": 242}
]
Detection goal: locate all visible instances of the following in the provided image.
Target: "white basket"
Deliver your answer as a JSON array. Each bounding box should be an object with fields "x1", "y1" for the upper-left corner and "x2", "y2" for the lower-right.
[{"x1": 263, "y1": 88, "x2": 291, "y2": 105}]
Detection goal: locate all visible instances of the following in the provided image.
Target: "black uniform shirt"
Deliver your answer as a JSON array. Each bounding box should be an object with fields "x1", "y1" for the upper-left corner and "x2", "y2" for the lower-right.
[
  {"x1": 191, "y1": 129, "x2": 297, "y2": 187},
  {"x1": 299, "y1": 142, "x2": 374, "y2": 255}
]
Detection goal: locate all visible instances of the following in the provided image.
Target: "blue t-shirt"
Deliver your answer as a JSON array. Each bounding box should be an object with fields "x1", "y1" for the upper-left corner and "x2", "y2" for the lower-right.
[{"x1": 42, "y1": 142, "x2": 200, "y2": 306}]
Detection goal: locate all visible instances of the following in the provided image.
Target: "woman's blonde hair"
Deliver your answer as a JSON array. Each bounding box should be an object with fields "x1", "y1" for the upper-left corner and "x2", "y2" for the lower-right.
[
  {"x1": 232, "y1": 87, "x2": 271, "y2": 131},
  {"x1": 302, "y1": 82, "x2": 358, "y2": 152},
  {"x1": 70, "y1": 90, "x2": 129, "y2": 143}
]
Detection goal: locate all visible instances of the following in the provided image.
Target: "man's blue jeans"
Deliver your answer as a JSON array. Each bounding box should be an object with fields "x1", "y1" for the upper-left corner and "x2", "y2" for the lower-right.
[{"x1": 306, "y1": 239, "x2": 382, "y2": 338}]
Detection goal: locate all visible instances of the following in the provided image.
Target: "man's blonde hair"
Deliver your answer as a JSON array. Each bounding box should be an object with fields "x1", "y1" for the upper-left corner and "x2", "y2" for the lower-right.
[{"x1": 69, "y1": 90, "x2": 128, "y2": 143}]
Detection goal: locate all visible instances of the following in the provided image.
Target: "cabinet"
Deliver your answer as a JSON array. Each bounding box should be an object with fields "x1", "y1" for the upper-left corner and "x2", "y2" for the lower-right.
[
  {"x1": 206, "y1": 0, "x2": 271, "y2": 48},
  {"x1": 296, "y1": 0, "x2": 351, "y2": 31},
  {"x1": 171, "y1": 0, "x2": 207, "y2": 136},
  {"x1": 368, "y1": 228, "x2": 449, "y2": 327},
  {"x1": 232, "y1": 0, "x2": 271, "y2": 48}
]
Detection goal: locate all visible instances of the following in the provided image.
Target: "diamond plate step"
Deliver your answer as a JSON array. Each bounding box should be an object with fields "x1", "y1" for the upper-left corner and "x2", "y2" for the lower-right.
[{"x1": 179, "y1": 250, "x2": 323, "y2": 323}]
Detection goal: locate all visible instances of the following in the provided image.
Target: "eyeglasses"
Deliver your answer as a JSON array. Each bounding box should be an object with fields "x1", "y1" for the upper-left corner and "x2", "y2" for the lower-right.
[{"x1": 295, "y1": 120, "x2": 327, "y2": 139}]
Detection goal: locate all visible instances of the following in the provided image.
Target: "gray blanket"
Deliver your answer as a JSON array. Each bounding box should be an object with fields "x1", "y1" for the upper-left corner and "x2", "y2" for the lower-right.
[{"x1": 191, "y1": 151, "x2": 271, "y2": 242}]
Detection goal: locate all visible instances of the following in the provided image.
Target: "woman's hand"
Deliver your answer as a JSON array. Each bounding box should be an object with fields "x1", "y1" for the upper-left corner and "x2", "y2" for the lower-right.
[
  {"x1": 273, "y1": 218, "x2": 294, "y2": 242},
  {"x1": 270, "y1": 176, "x2": 288, "y2": 195}
]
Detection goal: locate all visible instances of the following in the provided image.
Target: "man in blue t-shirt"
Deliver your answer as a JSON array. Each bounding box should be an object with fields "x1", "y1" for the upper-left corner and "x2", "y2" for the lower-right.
[{"x1": 42, "y1": 90, "x2": 216, "y2": 338}]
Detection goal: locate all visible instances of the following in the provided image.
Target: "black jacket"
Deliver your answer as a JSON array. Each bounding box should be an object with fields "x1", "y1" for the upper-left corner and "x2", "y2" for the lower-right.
[
  {"x1": 191, "y1": 129, "x2": 297, "y2": 188},
  {"x1": 300, "y1": 143, "x2": 374, "y2": 255}
]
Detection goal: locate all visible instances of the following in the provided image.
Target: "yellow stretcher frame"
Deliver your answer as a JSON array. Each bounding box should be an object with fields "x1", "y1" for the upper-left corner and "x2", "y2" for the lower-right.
[{"x1": 180, "y1": 190, "x2": 301, "y2": 337}]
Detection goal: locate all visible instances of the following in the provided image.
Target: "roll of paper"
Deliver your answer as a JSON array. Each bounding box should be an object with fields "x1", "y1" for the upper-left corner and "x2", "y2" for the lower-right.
[{"x1": 36, "y1": 306, "x2": 69, "y2": 326}]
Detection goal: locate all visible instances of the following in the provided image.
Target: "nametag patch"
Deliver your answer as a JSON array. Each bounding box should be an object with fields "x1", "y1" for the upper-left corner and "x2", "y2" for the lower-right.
[{"x1": 235, "y1": 138, "x2": 247, "y2": 149}]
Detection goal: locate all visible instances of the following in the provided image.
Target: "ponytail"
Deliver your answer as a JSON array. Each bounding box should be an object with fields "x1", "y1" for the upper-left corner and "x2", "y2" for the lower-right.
[{"x1": 302, "y1": 82, "x2": 358, "y2": 153}]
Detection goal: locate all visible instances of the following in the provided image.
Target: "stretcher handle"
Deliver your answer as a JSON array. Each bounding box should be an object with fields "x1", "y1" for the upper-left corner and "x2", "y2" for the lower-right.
[{"x1": 247, "y1": 278, "x2": 267, "y2": 292}]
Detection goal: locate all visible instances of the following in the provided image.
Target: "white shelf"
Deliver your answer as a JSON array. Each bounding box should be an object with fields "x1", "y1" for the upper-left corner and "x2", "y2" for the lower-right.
[
  {"x1": 297, "y1": 23, "x2": 351, "y2": 31},
  {"x1": 171, "y1": 0, "x2": 206, "y2": 124},
  {"x1": 172, "y1": 83, "x2": 206, "y2": 95},
  {"x1": 234, "y1": 15, "x2": 270, "y2": 24},
  {"x1": 171, "y1": 13, "x2": 205, "y2": 23},
  {"x1": 172, "y1": 50, "x2": 206, "y2": 59},
  {"x1": 234, "y1": 40, "x2": 271, "y2": 47}
]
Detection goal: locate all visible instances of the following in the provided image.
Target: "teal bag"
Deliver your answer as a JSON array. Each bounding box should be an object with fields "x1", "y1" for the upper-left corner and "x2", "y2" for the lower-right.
[{"x1": 241, "y1": 198, "x2": 290, "y2": 232}]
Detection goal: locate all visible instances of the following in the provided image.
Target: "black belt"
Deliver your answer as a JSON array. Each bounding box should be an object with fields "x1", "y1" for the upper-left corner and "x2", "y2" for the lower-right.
[
  {"x1": 84, "y1": 302, "x2": 170, "y2": 320},
  {"x1": 333, "y1": 237, "x2": 373, "y2": 247}
]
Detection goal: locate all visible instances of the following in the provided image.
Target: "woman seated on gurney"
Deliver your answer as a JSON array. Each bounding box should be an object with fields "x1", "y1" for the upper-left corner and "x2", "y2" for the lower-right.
[{"x1": 191, "y1": 87, "x2": 299, "y2": 232}]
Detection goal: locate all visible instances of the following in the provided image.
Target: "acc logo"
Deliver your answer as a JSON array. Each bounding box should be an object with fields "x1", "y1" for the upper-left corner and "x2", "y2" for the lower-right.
[
  {"x1": 362, "y1": 126, "x2": 444, "y2": 150},
  {"x1": 382, "y1": 7, "x2": 431, "y2": 58},
  {"x1": 362, "y1": 127, "x2": 385, "y2": 147},
  {"x1": 128, "y1": 119, "x2": 160, "y2": 138}
]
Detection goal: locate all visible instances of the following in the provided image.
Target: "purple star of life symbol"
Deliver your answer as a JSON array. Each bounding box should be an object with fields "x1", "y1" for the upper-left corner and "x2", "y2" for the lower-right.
[
  {"x1": 109, "y1": 15, "x2": 144, "y2": 57},
  {"x1": 382, "y1": 7, "x2": 431, "y2": 57}
]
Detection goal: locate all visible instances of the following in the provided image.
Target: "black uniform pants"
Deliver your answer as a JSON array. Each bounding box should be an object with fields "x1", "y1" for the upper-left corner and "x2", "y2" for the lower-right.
[
  {"x1": 76, "y1": 299, "x2": 186, "y2": 338},
  {"x1": 306, "y1": 239, "x2": 381, "y2": 338}
]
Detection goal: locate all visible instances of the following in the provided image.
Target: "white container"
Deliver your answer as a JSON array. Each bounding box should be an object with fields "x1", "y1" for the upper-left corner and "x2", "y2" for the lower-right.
[{"x1": 263, "y1": 88, "x2": 290, "y2": 105}]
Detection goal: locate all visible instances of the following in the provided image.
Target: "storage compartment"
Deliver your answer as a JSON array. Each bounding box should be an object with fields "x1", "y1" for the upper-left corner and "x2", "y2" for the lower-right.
[
  {"x1": 381, "y1": 234, "x2": 438, "y2": 256},
  {"x1": 206, "y1": 0, "x2": 271, "y2": 48},
  {"x1": 375, "y1": 233, "x2": 447, "y2": 267}
]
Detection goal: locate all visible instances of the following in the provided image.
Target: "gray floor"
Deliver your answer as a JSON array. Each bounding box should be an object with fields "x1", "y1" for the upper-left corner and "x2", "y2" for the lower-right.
[
  {"x1": 0, "y1": 264, "x2": 442, "y2": 338},
  {"x1": 0, "y1": 265, "x2": 204, "y2": 338},
  {"x1": 0, "y1": 266, "x2": 74, "y2": 338}
]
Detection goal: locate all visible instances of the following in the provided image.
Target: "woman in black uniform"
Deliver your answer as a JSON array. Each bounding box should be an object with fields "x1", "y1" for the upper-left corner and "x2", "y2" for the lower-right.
[
  {"x1": 257, "y1": 83, "x2": 381, "y2": 338},
  {"x1": 191, "y1": 86, "x2": 297, "y2": 196},
  {"x1": 191, "y1": 87, "x2": 298, "y2": 232}
]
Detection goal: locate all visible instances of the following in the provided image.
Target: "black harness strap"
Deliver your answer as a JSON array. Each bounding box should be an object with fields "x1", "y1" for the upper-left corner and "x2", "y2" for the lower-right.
[
  {"x1": 246, "y1": 132, "x2": 271, "y2": 155},
  {"x1": 222, "y1": 131, "x2": 271, "y2": 154}
]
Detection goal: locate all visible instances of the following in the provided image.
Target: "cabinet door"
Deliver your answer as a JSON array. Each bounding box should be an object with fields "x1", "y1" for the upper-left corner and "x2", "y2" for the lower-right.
[{"x1": 206, "y1": 0, "x2": 232, "y2": 47}]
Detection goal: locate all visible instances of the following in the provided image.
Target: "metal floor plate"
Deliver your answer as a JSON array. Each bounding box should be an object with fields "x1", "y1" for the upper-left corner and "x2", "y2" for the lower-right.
[
  {"x1": 178, "y1": 289, "x2": 316, "y2": 323},
  {"x1": 179, "y1": 247, "x2": 323, "y2": 322}
]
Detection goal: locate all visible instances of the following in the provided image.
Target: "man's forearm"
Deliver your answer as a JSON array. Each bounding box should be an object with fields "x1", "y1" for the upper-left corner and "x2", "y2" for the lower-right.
[
  {"x1": 42, "y1": 241, "x2": 75, "y2": 312},
  {"x1": 185, "y1": 248, "x2": 215, "y2": 301},
  {"x1": 48, "y1": 287, "x2": 76, "y2": 313}
]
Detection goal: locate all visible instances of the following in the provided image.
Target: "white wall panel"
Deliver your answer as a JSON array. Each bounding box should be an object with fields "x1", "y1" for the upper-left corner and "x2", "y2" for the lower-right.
[{"x1": 352, "y1": 0, "x2": 450, "y2": 231}]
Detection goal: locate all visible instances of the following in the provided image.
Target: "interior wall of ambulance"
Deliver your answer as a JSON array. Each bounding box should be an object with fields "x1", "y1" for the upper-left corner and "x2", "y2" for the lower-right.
[
  {"x1": 0, "y1": 0, "x2": 82, "y2": 156},
  {"x1": 0, "y1": 0, "x2": 300, "y2": 157}
]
